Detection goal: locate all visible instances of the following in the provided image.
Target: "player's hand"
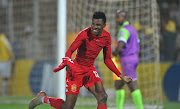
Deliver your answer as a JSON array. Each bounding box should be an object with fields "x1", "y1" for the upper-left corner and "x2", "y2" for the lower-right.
[
  {"x1": 119, "y1": 75, "x2": 132, "y2": 83},
  {"x1": 112, "y1": 50, "x2": 119, "y2": 56}
]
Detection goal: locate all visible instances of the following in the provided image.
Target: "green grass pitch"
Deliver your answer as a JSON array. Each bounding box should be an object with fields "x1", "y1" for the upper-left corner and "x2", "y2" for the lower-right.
[{"x1": 0, "y1": 96, "x2": 180, "y2": 109}]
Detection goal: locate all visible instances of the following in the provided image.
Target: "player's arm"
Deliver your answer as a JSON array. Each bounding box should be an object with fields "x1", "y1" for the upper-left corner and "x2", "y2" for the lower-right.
[
  {"x1": 103, "y1": 36, "x2": 132, "y2": 83},
  {"x1": 113, "y1": 28, "x2": 129, "y2": 56},
  {"x1": 65, "y1": 32, "x2": 85, "y2": 58},
  {"x1": 53, "y1": 31, "x2": 85, "y2": 72}
]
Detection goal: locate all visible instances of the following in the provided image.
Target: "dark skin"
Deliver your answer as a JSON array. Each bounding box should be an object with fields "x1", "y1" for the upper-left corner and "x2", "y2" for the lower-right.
[
  {"x1": 113, "y1": 12, "x2": 138, "y2": 92},
  {"x1": 61, "y1": 18, "x2": 132, "y2": 109}
]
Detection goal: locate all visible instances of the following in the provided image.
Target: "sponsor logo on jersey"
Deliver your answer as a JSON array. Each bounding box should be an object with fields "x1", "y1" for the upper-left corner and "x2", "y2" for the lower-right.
[
  {"x1": 71, "y1": 84, "x2": 77, "y2": 92},
  {"x1": 120, "y1": 31, "x2": 124, "y2": 36}
]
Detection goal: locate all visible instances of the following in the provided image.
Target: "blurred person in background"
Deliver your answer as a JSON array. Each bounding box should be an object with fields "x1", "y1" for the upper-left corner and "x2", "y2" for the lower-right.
[
  {"x1": 0, "y1": 33, "x2": 14, "y2": 96},
  {"x1": 113, "y1": 10, "x2": 144, "y2": 109},
  {"x1": 175, "y1": 29, "x2": 180, "y2": 62},
  {"x1": 162, "y1": 20, "x2": 177, "y2": 61}
]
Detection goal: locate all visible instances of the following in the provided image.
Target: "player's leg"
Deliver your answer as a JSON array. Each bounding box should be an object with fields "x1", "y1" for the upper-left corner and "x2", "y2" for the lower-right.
[
  {"x1": 115, "y1": 80, "x2": 125, "y2": 109},
  {"x1": 127, "y1": 80, "x2": 143, "y2": 109},
  {"x1": 29, "y1": 91, "x2": 78, "y2": 109},
  {"x1": 1, "y1": 78, "x2": 8, "y2": 96},
  {"x1": 127, "y1": 80, "x2": 138, "y2": 92},
  {"x1": 0, "y1": 61, "x2": 11, "y2": 96},
  {"x1": 43, "y1": 94, "x2": 78, "y2": 109},
  {"x1": 29, "y1": 69, "x2": 81, "y2": 109},
  {"x1": 89, "y1": 82, "x2": 108, "y2": 109},
  {"x1": 84, "y1": 70, "x2": 107, "y2": 109}
]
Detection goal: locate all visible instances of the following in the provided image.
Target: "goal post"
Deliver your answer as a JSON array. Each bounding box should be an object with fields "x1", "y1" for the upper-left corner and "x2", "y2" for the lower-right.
[{"x1": 57, "y1": 0, "x2": 66, "y2": 100}]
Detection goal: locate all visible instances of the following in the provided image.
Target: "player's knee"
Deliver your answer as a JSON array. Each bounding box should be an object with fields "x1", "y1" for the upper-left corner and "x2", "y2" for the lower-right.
[{"x1": 98, "y1": 93, "x2": 108, "y2": 103}]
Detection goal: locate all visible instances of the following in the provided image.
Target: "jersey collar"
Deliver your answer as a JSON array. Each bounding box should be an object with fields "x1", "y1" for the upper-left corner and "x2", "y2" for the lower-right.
[{"x1": 122, "y1": 21, "x2": 129, "y2": 27}]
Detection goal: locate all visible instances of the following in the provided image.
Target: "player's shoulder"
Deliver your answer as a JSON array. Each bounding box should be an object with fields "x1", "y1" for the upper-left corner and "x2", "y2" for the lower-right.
[
  {"x1": 119, "y1": 27, "x2": 129, "y2": 32},
  {"x1": 78, "y1": 27, "x2": 91, "y2": 36},
  {"x1": 102, "y1": 29, "x2": 111, "y2": 37},
  {"x1": 76, "y1": 27, "x2": 90, "y2": 40},
  {"x1": 81, "y1": 27, "x2": 91, "y2": 33}
]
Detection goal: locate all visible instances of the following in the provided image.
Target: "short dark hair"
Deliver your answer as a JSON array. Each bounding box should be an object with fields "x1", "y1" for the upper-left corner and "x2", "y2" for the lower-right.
[
  {"x1": 116, "y1": 10, "x2": 127, "y2": 19},
  {"x1": 92, "y1": 11, "x2": 106, "y2": 24}
]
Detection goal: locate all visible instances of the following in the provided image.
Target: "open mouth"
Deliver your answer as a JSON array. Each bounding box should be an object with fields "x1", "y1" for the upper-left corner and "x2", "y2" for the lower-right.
[{"x1": 93, "y1": 29, "x2": 99, "y2": 33}]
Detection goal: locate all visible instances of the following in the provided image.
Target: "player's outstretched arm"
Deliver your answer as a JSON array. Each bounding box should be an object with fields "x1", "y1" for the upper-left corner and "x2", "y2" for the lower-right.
[
  {"x1": 103, "y1": 36, "x2": 132, "y2": 83},
  {"x1": 103, "y1": 37, "x2": 122, "y2": 77},
  {"x1": 65, "y1": 31, "x2": 85, "y2": 58}
]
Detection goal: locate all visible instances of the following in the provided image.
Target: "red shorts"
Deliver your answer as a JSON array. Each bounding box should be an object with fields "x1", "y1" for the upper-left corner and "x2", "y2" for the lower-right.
[{"x1": 65, "y1": 64, "x2": 102, "y2": 95}]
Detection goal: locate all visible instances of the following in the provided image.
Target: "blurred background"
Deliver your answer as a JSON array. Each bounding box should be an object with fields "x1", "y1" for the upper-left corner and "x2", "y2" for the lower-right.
[{"x1": 0, "y1": 0, "x2": 179, "y2": 109}]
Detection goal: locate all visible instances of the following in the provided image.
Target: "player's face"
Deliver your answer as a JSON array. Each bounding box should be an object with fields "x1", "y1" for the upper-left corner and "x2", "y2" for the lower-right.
[
  {"x1": 91, "y1": 19, "x2": 106, "y2": 36},
  {"x1": 116, "y1": 14, "x2": 124, "y2": 25}
]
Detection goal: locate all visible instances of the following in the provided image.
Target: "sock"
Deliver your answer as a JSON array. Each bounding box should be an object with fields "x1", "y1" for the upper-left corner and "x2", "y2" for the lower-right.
[
  {"x1": 131, "y1": 89, "x2": 144, "y2": 109},
  {"x1": 116, "y1": 89, "x2": 125, "y2": 109},
  {"x1": 1, "y1": 79, "x2": 8, "y2": 96},
  {"x1": 97, "y1": 104, "x2": 107, "y2": 109},
  {"x1": 41, "y1": 96, "x2": 50, "y2": 104},
  {"x1": 42, "y1": 96, "x2": 64, "y2": 109}
]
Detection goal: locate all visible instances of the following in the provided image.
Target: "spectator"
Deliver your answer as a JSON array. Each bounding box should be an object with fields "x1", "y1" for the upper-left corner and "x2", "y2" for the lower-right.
[{"x1": 162, "y1": 20, "x2": 177, "y2": 62}]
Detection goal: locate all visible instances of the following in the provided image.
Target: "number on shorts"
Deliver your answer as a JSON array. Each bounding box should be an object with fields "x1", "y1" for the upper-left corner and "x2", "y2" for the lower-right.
[{"x1": 93, "y1": 71, "x2": 100, "y2": 78}]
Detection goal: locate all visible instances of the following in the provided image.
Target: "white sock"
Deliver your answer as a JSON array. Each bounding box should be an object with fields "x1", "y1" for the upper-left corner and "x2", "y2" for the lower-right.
[
  {"x1": 41, "y1": 96, "x2": 50, "y2": 104},
  {"x1": 41, "y1": 97, "x2": 45, "y2": 103}
]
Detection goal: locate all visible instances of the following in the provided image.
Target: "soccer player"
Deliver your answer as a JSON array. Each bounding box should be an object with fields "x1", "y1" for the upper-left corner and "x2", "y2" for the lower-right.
[
  {"x1": 0, "y1": 33, "x2": 14, "y2": 96},
  {"x1": 29, "y1": 11, "x2": 132, "y2": 109},
  {"x1": 113, "y1": 10, "x2": 144, "y2": 109}
]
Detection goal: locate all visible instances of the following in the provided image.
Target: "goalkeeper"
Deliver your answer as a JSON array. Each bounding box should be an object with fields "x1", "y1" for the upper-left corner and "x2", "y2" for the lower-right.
[
  {"x1": 113, "y1": 10, "x2": 144, "y2": 109},
  {"x1": 29, "y1": 11, "x2": 132, "y2": 109}
]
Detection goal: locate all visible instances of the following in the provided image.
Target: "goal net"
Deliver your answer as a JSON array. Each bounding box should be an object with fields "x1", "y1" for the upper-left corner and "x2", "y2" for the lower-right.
[
  {"x1": 67, "y1": 0, "x2": 162, "y2": 108},
  {"x1": 0, "y1": 0, "x2": 162, "y2": 108}
]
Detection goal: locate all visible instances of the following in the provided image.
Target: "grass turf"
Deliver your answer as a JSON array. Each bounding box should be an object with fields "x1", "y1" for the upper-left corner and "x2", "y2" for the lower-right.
[{"x1": 0, "y1": 96, "x2": 180, "y2": 109}]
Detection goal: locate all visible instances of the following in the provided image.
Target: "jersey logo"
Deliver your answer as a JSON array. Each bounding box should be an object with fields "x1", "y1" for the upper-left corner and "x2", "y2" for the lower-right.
[
  {"x1": 71, "y1": 84, "x2": 77, "y2": 92},
  {"x1": 120, "y1": 31, "x2": 124, "y2": 36}
]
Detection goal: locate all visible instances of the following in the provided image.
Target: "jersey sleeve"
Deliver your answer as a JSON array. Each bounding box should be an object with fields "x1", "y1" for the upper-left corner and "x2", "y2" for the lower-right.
[
  {"x1": 103, "y1": 35, "x2": 121, "y2": 77},
  {"x1": 65, "y1": 31, "x2": 85, "y2": 58},
  {"x1": 117, "y1": 28, "x2": 130, "y2": 43}
]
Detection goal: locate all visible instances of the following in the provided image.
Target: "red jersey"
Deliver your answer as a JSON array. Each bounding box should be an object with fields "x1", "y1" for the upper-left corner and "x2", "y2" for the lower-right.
[{"x1": 65, "y1": 27, "x2": 121, "y2": 77}]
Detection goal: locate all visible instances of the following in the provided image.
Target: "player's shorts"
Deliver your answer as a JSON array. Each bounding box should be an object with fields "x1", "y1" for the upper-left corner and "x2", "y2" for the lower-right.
[
  {"x1": 111, "y1": 56, "x2": 122, "y2": 80},
  {"x1": 0, "y1": 61, "x2": 12, "y2": 78},
  {"x1": 65, "y1": 62, "x2": 102, "y2": 95},
  {"x1": 120, "y1": 54, "x2": 139, "y2": 81}
]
